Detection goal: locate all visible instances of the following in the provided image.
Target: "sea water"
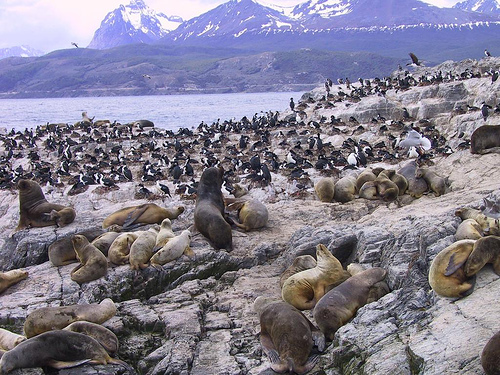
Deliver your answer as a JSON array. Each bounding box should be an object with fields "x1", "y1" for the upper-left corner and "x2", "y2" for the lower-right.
[{"x1": 0, "y1": 91, "x2": 304, "y2": 132}]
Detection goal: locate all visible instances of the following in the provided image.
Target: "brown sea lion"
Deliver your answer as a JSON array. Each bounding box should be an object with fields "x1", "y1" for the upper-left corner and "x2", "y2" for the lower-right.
[
  {"x1": 102, "y1": 203, "x2": 184, "y2": 229},
  {"x1": 0, "y1": 269, "x2": 28, "y2": 294},
  {"x1": 374, "y1": 170, "x2": 399, "y2": 201},
  {"x1": 281, "y1": 244, "x2": 351, "y2": 310},
  {"x1": 0, "y1": 328, "x2": 26, "y2": 351},
  {"x1": 358, "y1": 181, "x2": 379, "y2": 200},
  {"x1": 70, "y1": 235, "x2": 108, "y2": 284},
  {"x1": 346, "y1": 263, "x2": 391, "y2": 303},
  {"x1": 231, "y1": 183, "x2": 249, "y2": 198},
  {"x1": 153, "y1": 218, "x2": 175, "y2": 251},
  {"x1": 455, "y1": 207, "x2": 500, "y2": 236},
  {"x1": 253, "y1": 297, "x2": 325, "y2": 374},
  {"x1": 91, "y1": 231, "x2": 121, "y2": 256},
  {"x1": 48, "y1": 229, "x2": 105, "y2": 266},
  {"x1": 455, "y1": 218, "x2": 484, "y2": 241},
  {"x1": 314, "y1": 177, "x2": 335, "y2": 202},
  {"x1": 63, "y1": 321, "x2": 119, "y2": 356},
  {"x1": 0, "y1": 330, "x2": 132, "y2": 374},
  {"x1": 471, "y1": 125, "x2": 500, "y2": 154},
  {"x1": 355, "y1": 169, "x2": 377, "y2": 191},
  {"x1": 398, "y1": 161, "x2": 428, "y2": 198},
  {"x1": 129, "y1": 227, "x2": 158, "y2": 270},
  {"x1": 464, "y1": 236, "x2": 500, "y2": 276},
  {"x1": 333, "y1": 175, "x2": 358, "y2": 203},
  {"x1": 415, "y1": 167, "x2": 446, "y2": 196},
  {"x1": 387, "y1": 169, "x2": 408, "y2": 195},
  {"x1": 23, "y1": 298, "x2": 117, "y2": 338},
  {"x1": 107, "y1": 232, "x2": 140, "y2": 265},
  {"x1": 313, "y1": 267, "x2": 387, "y2": 340},
  {"x1": 279, "y1": 255, "x2": 317, "y2": 288},
  {"x1": 15, "y1": 179, "x2": 76, "y2": 231},
  {"x1": 428, "y1": 239, "x2": 476, "y2": 298},
  {"x1": 194, "y1": 167, "x2": 233, "y2": 250},
  {"x1": 482, "y1": 330, "x2": 500, "y2": 375},
  {"x1": 225, "y1": 197, "x2": 269, "y2": 231}
]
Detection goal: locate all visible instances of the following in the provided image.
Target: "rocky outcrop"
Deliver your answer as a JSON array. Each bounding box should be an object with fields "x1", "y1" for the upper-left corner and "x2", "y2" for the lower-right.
[{"x1": 0, "y1": 57, "x2": 499, "y2": 374}]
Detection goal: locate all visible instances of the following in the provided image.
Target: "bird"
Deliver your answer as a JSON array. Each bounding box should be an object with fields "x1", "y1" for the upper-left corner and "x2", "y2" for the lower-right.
[
  {"x1": 397, "y1": 130, "x2": 431, "y2": 151},
  {"x1": 289, "y1": 98, "x2": 295, "y2": 111},
  {"x1": 157, "y1": 181, "x2": 171, "y2": 197},
  {"x1": 481, "y1": 102, "x2": 492, "y2": 121},
  {"x1": 407, "y1": 52, "x2": 421, "y2": 66},
  {"x1": 485, "y1": 49, "x2": 492, "y2": 57},
  {"x1": 71, "y1": 42, "x2": 79, "y2": 48},
  {"x1": 142, "y1": 74, "x2": 152, "y2": 79}
]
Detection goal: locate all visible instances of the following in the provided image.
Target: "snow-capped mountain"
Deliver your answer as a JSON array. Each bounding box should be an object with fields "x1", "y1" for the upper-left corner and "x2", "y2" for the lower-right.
[
  {"x1": 0, "y1": 45, "x2": 44, "y2": 60},
  {"x1": 88, "y1": 0, "x2": 183, "y2": 50},
  {"x1": 454, "y1": 0, "x2": 500, "y2": 16}
]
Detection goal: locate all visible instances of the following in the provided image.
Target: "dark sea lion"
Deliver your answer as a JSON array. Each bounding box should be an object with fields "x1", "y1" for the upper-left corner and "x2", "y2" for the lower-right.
[
  {"x1": 313, "y1": 267, "x2": 387, "y2": 340},
  {"x1": 23, "y1": 298, "x2": 117, "y2": 338},
  {"x1": 16, "y1": 179, "x2": 76, "y2": 231},
  {"x1": 71, "y1": 235, "x2": 108, "y2": 284},
  {"x1": 281, "y1": 244, "x2": 351, "y2": 310},
  {"x1": 194, "y1": 167, "x2": 233, "y2": 250},
  {"x1": 314, "y1": 177, "x2": 335, "y2": 202},
  {"x1": 253, "y1": 297, "x2": 325, "y2": 374},
  {"x1": 102, "y1": 203, "x2": 184, "y2": 229},
  {"x1": 398, "y1": 161, "x2": 428, "y2": 198},
  {"x1": 48, "y1": 229, "x2": 105, "y2": 266},
  {"x1": 471, "y1": 125, "x2": 500, "y2": 154},
  {"x1": 91, "y1": 231, "x2": 121, "y2": 256},
  {"x1": 464, "y1": 236, "x2": 500, "y2": 276},
  {"x1": 482, "y1": 330, "x2": 500, "y2": 375},
  {"x1": 0, "y1": 269, "x2": 28, "y2": 294},
  {"x1": 428, "y1": 239, "x2": 476, "y2": 298},
  {"x1": 63, "y1": 321, "x2": 119, "y2": 356},
  {"x1": 0, "y1": 330, "x2": 132, "y2": 374},
  {"x1": 225, "y1": 197, "x2": 269, "y2": 231}
]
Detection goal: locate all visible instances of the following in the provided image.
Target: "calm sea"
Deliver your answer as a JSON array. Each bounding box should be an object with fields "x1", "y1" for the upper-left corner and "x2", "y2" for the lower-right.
[{"x1": 0, "y1": 92, "x2": 304, "y2": 132}]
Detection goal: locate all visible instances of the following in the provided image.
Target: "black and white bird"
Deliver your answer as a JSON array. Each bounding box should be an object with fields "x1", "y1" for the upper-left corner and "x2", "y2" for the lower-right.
[
  {"x1": 481, "y1": 102, "x2": 492, "y2": 121},
  {"x1": 485, "y1": 49, "x2": 492, "y2": 57}
]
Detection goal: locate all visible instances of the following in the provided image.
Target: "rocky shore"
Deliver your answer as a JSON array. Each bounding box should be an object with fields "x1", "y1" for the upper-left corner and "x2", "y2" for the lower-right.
[{"x1": 0, "y1": 57, "x2": 499, "y2": 375}]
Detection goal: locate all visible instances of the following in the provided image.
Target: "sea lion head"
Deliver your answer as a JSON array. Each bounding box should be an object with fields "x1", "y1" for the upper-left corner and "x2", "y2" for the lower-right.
[{"x1": 200, "y1": 167, "x2": 224, "y2": 188}]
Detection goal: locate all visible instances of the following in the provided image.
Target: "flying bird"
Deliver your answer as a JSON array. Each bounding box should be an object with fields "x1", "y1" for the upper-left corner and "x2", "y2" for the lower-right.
[
  {"x1": 397, "y1": 130, "x2": 431, "y2": 151},
  {"x1": 71, "y1": 42, "x2": 79, "y2": 48},
  {"x1": 407, "y1": 52, "x2": 421, "y2": 66},
  {"x1": 142, "y1": 74, "x2": 152, "y2": 79}
]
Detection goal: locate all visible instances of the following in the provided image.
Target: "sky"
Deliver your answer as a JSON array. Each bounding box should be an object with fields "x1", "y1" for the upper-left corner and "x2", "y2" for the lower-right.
[{"x1": 0, "y1": 0, "x2": 461, "y2": 53}]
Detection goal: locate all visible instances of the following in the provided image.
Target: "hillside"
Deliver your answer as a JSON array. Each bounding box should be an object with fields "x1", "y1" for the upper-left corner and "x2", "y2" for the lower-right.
[{"x1": 0, "y1": 56, "x2": 499, "y2": 374}]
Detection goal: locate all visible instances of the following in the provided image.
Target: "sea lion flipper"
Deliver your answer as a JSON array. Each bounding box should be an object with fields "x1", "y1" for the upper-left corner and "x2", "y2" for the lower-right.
[
  {"x1": 296, "y1": 354, "x2": 320, "y2": 374},
  {"x1": 46, "y1": 359, "x2": 92, "y2": 369},
  {"x1": 122, "y1": 205, "x2": 149, "y2": 228},
  {"x1": 444, "y1": 252, "x2": 468, "y2": 276}
]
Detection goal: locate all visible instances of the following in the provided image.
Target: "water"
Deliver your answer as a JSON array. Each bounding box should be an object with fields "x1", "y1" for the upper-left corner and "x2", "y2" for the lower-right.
[{"x1": 0, "y1": 92, "x2": 304, "y2": 132}]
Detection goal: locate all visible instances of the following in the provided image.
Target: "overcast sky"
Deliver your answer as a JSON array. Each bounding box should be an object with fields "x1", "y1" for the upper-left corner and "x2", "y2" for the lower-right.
[{"x1": 0, "y1": 0, "x2": 461, "y2": 53}]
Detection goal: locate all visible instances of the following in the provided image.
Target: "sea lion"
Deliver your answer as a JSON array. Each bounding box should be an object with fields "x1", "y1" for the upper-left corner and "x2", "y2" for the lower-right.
[
  {"x1": 48, "y1": 229, "x2": 105, "y2": 266},
  {"x1": 456, "y1": 208, "x2": 500, "y2": 236},
  {"x1": 387, "y1": 169, "x2": 408, "y2": 195},
  {"x1": 253, "y1": 297, "x2": 324, "y2": 374},
  {"x1": 358, "y1": 181, "x2": 379, "y2": 200},
  {"x1": 231, "y1": 183, "x2": 249, "y2": 198},
  {"x1": 153, "y1": 218, "x2": 175, "y2": 251},
  {"x1": 0, "y1": 330, "x2": 132, "y2": 374},
  {"x1": 398, "y1": 161, "x2": 428, "y2": 198},
  {"x1": 0, "y1": 328, "x2": 25, "y2": 351},
  {"x1": 102, "y1": 203, "x2": 184, "y2": 229},
  {"x1": 0, "y1": 269, "x2": 28, "y2": 294},
  {"x1": 415, "y1": 167, "x2": 446, "y2": 196},
  {"x1": 279, "y1": 255, "x2": 317, "y2": 288},
  {"x1": 482, "y1": 330, "x2": 500, "y2": 375},
  {"x1": 91, "y1": 231, "x2": 121, "y2": 256},
  {"x1": 355, "y1": 169, "x2": 377, "y2": 191},
  {"x1": 281, "y1": 244, "x2": 351, "y2": 310},
  {"x1": 108, "y1": 232, "x2": 140, "y2": 265},
  {"x1": 313, "y1": 267, "x2": 387, "y2": 340},
  {"x1": 150, "y1": 229, "x2": 193, "y2": 267},
  {"x1": 428, "y1": 239, "x2": 476, "y2": 298},
  {"x1": 225, "y1": 197, "x2": 269, "y2": 231},
  {"x1": 470, "y1": 125, "x2": 500, "y2": 154},
  {"x1": 23, "y1": 298, "x2": 117, "y2": 338},
  {"x1": 333, "y1": 175, "x2": 358, "y2": 203},
  {"x1": 15, "y1": 179, "x2": 76, "y2": 231},
  {"x1": 63, "y1": 321, "x2": 119, "y2": 356},
  {"x1": 346, "y1": 263, "x2": 390, "y2": 303},
  {"x1": 71, "y1": 235, "x2": 108, "y2": 284},
  {"x1": 314, "y1": 177, "x2": 335, "y2": 202},
  {"x1": 129, "y1": 227, "x2": 158, "y2": 270},
  {"x1": 464, "y1": 236, "x2": 500, "y2": 276},
  {"x1": 455, "y1": 218, "x2": 484, "y2": 240},
  {"x1": 374, "y1": 170, "x2": 399, "y2": 201},
  {"x1": 194, "y1": 167, "x2": 233, "y2": 250}
]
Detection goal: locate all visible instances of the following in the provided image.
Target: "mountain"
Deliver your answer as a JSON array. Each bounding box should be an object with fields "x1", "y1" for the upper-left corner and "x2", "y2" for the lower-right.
[
  {"x1": 0, "y1": 45, "x2": 44, "y2": 60},
  {"x1": 454, "y1": 0, "x2": 500, "y2": 16},
  {"x1": 87, "y1": 0, "x2": 183, "y2": 50}
]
